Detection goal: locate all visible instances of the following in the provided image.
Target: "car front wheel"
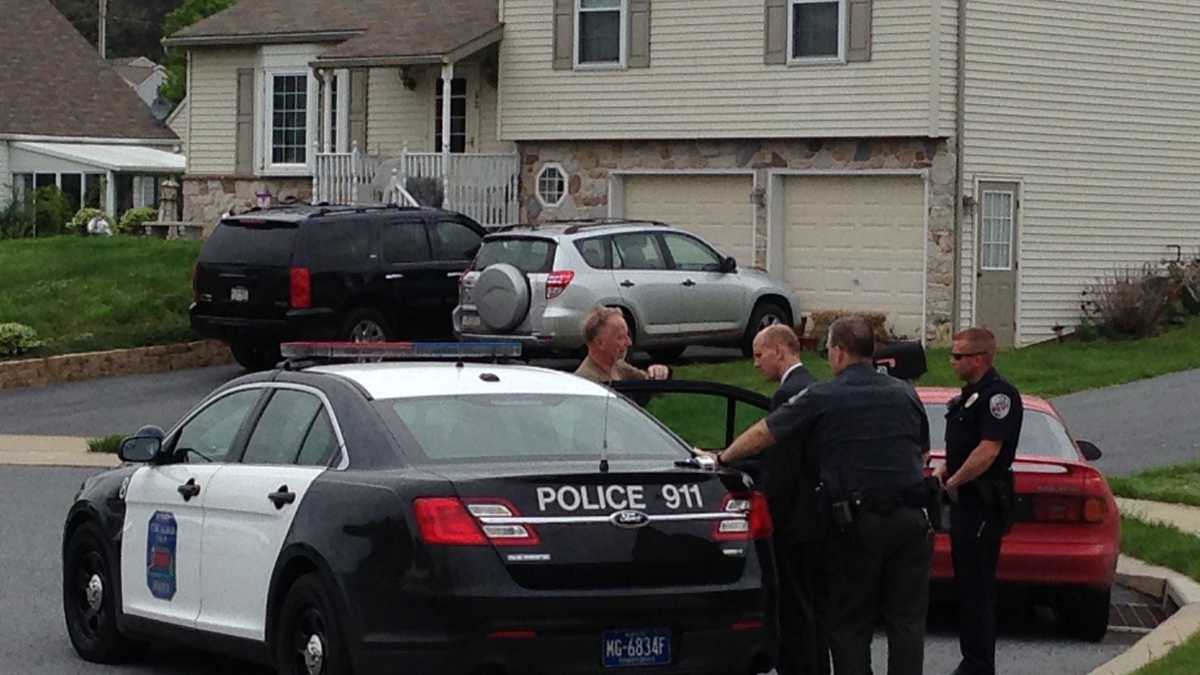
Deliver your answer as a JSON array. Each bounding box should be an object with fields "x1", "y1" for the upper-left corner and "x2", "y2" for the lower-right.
[
  {"x1": 741, "y1": 301, "x2": 792, "y2": 356},
  {"x1": 275, "y1": 574, "x2": 352, "y2": 675},
  {"x1": 63, "y1": 523, "x2": 138, "y2": 663}
]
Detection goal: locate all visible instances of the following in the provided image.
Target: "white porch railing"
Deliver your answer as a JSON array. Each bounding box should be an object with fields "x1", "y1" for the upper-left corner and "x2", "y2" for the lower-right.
[{"x1": 313, "y1": 145, "x2": 520, "y2": 227}]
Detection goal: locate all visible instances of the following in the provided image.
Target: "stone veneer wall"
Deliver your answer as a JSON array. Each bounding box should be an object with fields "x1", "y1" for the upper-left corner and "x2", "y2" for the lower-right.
[
  {"x1": 517, "y1": 138, "x2": 957, "y2": 344},
  {"x1": 181, "y1": 177, "x2": 313, "y2": 226}
]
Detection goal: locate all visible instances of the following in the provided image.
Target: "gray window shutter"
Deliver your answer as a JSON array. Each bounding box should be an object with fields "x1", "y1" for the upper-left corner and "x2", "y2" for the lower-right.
[
  {"x1": 235, "y1": 68, "x2": 255, "y2": 175},
  {"x1": 763, "y1": 0, "x2": 787, "y2": 65},
  {"x1": 628, "y1": 0, "x2": 651, "y2": 68},
  {"x1": 349, "y1": 68, "x2": 368, "y2": 152},
  {"x1": 552, "y1": 0, "x2": 574, "y2": 70},
  {"x1": 847, "y1": 0, "x2": 873, "y2": 62}
]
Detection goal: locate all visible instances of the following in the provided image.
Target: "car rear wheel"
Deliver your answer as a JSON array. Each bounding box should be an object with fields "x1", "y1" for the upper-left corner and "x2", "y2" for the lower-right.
[
  {"x1": 645, "y1": 345, "x2": 687, "y2": 363},
  {"x1": 741, "y1": 301, "x2": 792, "y2": 356},
  {"x1": 342, "y1": 308, "x2": 391, "y2": 343},
  {"x1": 63, "y1": 523, "x2": 138, "y2": 664},
  {"x1": 275, "y1": 574, "x2": 352, "y2": 675},
  {"x1": 230, "y1": 341, "x2": 282, "y2": 371},
  {"x1": 1063, "y1": 587, "x2": 1111, "y2": 642}
]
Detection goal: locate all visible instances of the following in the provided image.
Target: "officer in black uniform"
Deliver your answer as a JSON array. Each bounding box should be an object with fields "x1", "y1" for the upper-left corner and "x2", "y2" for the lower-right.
[
  {"x1": 716, "y1": 316, "x2": 932, "y2": 675},
  {"x1": 937, "y1": 327, "x2": 1023, "y2": 675}
]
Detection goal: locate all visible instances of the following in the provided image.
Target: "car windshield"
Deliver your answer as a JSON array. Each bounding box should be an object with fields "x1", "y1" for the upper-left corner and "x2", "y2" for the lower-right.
[
  {"x1": 376, "y1": 393, "x2": 691, "y2": 464},
  {"x1": 474, "y1": 237, "x2": 556, "y2": 273},
  {"x1": 925, "y1": 404, "x2": 1080, "y2": 461}
]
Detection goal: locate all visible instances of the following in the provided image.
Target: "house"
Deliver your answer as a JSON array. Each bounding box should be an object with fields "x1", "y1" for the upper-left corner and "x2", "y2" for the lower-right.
[
  {"x1": 0, "y1": 0, "x2": 183, "y2": 218},
  {"x1": 164, "y1": 0, "x2": 1200, "y2": 347},
  {"x1": 109, "y1": 56, "x2": 173, "y2": 120}
]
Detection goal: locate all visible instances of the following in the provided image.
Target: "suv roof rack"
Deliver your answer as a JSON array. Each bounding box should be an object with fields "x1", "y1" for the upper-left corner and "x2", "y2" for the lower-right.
[
  {"x1": 484, "y1": 218, "x2": 670, "y2": 235},
  {"x1": 231, "y1": 202, "x2": 430, "y2": 220}
]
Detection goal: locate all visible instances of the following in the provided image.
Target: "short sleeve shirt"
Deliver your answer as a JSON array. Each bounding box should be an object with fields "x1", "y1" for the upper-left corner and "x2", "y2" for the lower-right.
[{"x1": 945, "y1": 368, "x2": 1023, "y2": 483}]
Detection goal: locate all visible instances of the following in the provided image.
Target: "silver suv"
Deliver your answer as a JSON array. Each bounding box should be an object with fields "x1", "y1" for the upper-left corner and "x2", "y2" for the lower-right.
[{"x1": 453, "y1": 220, "x2": 798, "y2": 359}]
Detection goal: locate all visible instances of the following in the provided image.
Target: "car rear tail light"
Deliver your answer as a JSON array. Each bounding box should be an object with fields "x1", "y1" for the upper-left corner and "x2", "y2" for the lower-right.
[
  {"x1": 414, "y1": 497, "x2": 540, "y2": 547},
  {"x1": 1031, "y1": 494, "x2": 1108, "y2": 524},
  {"x1": 488, "y1": 630, "x2": 538, "y2": 640},
  {"x1": 545, "y1": 270, "x2": 575, "y2": 299},
  {"x1": 715, "y1": 492, "x2": 773, "y2": 541},
  {"x1": 731, "y1": 619, "x2": 765, "y2": 631},
  {"x1": 289, "y1": 266, "x2": 311, "y2": 309}
]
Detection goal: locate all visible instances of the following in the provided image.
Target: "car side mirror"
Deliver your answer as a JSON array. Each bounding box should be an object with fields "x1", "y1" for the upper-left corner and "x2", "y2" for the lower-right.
[
  {"x1": 119, "y1": 425, "x2": 167, "y2": 463},
  {"x1": 720, "y1": 256, "x2": 737, "y2": 273},
  {"x1": 1076, "y1": 440, "x2": 1102, "y2": 461}
]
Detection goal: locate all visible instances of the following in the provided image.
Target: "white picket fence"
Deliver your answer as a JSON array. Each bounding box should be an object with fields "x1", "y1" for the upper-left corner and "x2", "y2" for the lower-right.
[{"x1": 313, "y1": 145, "x2": 520, "y2": 227}]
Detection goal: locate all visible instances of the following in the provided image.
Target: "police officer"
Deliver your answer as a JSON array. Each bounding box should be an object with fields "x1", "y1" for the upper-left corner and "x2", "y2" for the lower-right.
[
  {"x1": 750, "y1": 325, "x2": 826, "y2": 675},
  {"x1": 715, "y1": 316, "x2": 932, "y2": 675},
  {"x1": 936, "y1": 327, "x2": 1023, "y2": 675}
]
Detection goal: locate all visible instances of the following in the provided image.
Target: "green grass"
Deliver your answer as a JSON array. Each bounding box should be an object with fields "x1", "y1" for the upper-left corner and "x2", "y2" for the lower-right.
[
  {"x1": 1109, "y1": 463, "x2": 1200, "y2": 508},
  {"x1": 87, "y1": 434, "x2": 124, "y2": 454},
  {"x1": 1134, "y1": 633, "x2": 1200, "y2": 675},
  {"x1": 672, "y1": 317, "x2": 1200, "y2": 398},
  {"x1": 0, "y1": 236, "x2": 201, "y2": 360},
  {"x1": 1121, "y1": 516, "x2": 1200, "y2": 583}
]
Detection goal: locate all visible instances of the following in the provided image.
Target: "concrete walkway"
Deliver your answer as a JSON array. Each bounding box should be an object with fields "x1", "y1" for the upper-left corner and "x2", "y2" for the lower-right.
[
  {"x1": 0, "y1": 434, "x2": 115, "y2": 468},
  {"x1": 1119, "y1": 497, "x2": 1200, "y2": 536}
]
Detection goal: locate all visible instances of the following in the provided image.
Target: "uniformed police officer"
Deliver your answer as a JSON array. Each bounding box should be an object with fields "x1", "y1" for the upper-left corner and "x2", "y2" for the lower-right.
[
  {"x1": 935, "y1": 327, "x2": 1023, "y2": 675},
  {"x1": 715, "y1": 316, "x2": 932, "y2": 675}
]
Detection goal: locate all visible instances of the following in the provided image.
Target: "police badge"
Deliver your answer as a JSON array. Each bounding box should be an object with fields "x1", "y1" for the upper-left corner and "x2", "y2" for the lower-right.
[{"x1": 989, "y1": 393, "x2": 1011, "y2": 420}]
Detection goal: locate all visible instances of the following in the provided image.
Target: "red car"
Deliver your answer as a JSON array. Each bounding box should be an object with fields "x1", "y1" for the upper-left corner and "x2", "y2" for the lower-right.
[{"x1": 919, "y1": 388, "x2": 1120, "y2": 641}]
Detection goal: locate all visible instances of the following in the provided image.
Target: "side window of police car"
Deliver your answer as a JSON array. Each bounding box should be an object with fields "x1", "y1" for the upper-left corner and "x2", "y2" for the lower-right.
[
  {"x1": 173, "y1": 389, "x2": 263, "y2": 463},
  {"x1": 242, "y1": 390, "x2": 338, "y2": 466}
]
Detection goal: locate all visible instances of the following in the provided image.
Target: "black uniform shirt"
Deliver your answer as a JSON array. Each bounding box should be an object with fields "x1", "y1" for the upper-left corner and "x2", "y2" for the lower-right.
[
  {"x1": 764, "y1": 364, "x2": 817, "y2": 541},
  {"x1": 764, "y1": 362, "x2": 930, "y2": 498},
  {"x1": 944, "y1": 368, "x2": 1023, "y2": 493}
]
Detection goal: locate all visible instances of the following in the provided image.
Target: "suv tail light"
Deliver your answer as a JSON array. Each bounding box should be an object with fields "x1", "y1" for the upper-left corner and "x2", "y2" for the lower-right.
[
  {"x1": 714, "y1": 492, "x2": 773, "y2": 541},
  {"x1": 546, "y1": 270, "x2": 575, "y2": 300},
  {"x1": 289, "y1": 267, "x2": 311, "y2": 309},
  {"x1": 414, "y1": 497, "x2": 540, "y2": 546}
]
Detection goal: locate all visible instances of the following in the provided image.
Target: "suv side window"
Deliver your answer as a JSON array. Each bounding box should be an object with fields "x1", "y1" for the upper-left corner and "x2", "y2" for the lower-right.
[
  {"x1": 661, "y1": 233, "x2": 722, "y2": 272},
  {"x1": 241, "y1": 389, "x2": 325, "y2": 465},
  {"x1": 382, "y1": 220, "x2": 431, "y2": 264},
  {"x1": 430, "y1": 219, "x2": 483, "y2": 262},
  {"x1": 306, "y1": 218, "x2": 375, "y2": 270},
  {"x1": 575, "y1": 236, "x2": 610, "y2": 269},
  {"x1": 174, "y1": 389, "x2": 263, "y2": 463},
  {"x1": 613, "y1": 233, "x2": 667, "y2": 271}
]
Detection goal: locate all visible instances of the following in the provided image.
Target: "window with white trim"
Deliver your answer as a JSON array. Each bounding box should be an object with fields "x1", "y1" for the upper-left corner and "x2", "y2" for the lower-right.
[
  {"x1": 790, "y1": 0, "x2": 845, "y2": 62},
  {"x1": 576, "y1": 0, "x2": 625, "y2": 66},
  {"x1": 536, "y1": 165, "x2": 567, "y2": 207},
  {"x1": 980, "y1": 191, "x2": 1015, "y2": 270},
  {"x1": 268, "y1": 72, "x2": 309, "y2": 167}
]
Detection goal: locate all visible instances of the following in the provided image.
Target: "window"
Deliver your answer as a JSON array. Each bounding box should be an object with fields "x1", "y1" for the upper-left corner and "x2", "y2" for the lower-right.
[
  {"x1": 613, "y1": 233, "x2": 667, "y2": 270},
  {"x1": 297, "y1": 410, "x2": 339, "y2": 467},
  {"x1": 243, "y1": 390, "x2": 325, "y2": 465},
  {"x1": 174, "y1": 389, "x2": 262, "y2": 463},
  {"x1": 434, "y1": 78, "x2": 467, "y2": 154},
  {"x1": 269, "y1": 73, "x2": 309, "y2": 166},
  {"x1": 11, "y1": 174, "x2": 33, "y2": 203},
  {"x1": 382, "y1": 221, "x2": 431, "y2": 264},
  {"x1": 662, "y1": 233, "x2": 721, "y2": 272},
  {"x1": 575, "y1": 237, "x2": 611, "y2": 269},
  {"x1": 577, "y1": 0, "x2": 625, "y2": 66},
  {"x1": 926, "y1": 406, "x2": 1077, "y2": 461},
  {"x1": 475, "y1": 237, "x2": 556, "y2": 273},
  {"x1": 791, "y1": 0, "x2": 845, "y2": 62},
  {"x1": 132, "y1": 175, "x2": 157, "y2": 210},
  {"x1": 536, "y1": 164, "x2": 567, "y2": 207},
  {"x1": 305, "y1": 219, "x2": 374, "y2": 270},
  {"x1": 981, "y1": 191, "x2": 1014, "y2": 270},
  {"x1": 430, "y1": 219, "x2": 483, "y2": 261}
]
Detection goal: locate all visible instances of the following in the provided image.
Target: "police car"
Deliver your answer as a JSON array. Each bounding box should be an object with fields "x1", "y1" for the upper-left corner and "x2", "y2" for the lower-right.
[{"x1": 62, "y1": 343, "x2": 775, "y2": 675}]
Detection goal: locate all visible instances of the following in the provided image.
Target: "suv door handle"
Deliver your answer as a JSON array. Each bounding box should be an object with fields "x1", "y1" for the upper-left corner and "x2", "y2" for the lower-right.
[
  {"x1": 268, "y1": 485, "x2": 296, "y2": 509},
  {"x1": 177, "y1": 479, "x2": 200, "y2": 502},
  {"x1": 385, "y1": 273, "x2": 405, "y2": 280},
  {"x1": 620, "y1": 280, "x2": 635, "y2": 288},
  {"x1": 446, "y1": 272, "x2": 463, "y2": 278},
  {"x1": 681, "y1": 279, "x2": 696, "y2": 287}
]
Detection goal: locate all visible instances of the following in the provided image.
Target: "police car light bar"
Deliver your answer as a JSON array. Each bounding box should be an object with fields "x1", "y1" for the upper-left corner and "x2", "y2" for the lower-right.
[{"x1": 280, "y1": 341, "x2": 523, "y2": 361}]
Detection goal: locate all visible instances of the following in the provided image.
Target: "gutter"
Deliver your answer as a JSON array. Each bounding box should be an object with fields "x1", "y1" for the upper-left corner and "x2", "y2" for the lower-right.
[
  {"x1": 952, "y1": 0, "x2": 967, "y2": 331},
  {"x1": 0, "y1": 133, "x2": 178, "y2": 146},
  {"x1": 309, "y1": 25, "x2": 505, "y2": 69},
  {"x1": 162, "y1": 30, "x2": 362, "y2": 49}
]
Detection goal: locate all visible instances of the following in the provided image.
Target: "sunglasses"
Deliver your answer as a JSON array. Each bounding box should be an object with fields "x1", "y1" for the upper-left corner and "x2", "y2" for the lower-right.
[{"x1": 951, "y1": 351, "x2": 984, "y2": 361}]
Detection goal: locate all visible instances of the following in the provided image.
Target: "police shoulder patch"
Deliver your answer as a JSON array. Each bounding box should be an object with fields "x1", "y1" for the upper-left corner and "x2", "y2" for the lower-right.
[{"x1": 989, "y1": 393, "x2": 1011, "y2": 420}]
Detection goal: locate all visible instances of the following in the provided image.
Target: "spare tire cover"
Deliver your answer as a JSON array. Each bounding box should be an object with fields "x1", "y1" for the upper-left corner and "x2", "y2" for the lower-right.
[{"x1": 475, "y1": 263, "x2": 531, "y2": 332}]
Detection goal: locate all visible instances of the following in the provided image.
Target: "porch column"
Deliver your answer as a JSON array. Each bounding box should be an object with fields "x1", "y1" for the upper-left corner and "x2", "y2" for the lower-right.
[
  {"x1": 320, "y1": 69, "x2": 334, "y2": 153},
  {"x1": 440, "y1": 61, "x2": 454, "y2": 209},
  {"x1": 105, "y1": 170, "x2": 117, "y2": 217}
]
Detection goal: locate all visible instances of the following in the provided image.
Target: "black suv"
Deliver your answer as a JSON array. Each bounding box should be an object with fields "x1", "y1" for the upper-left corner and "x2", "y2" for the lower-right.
[{"x1": 191, "y1": 204, "x2": 487, "y2": 370}]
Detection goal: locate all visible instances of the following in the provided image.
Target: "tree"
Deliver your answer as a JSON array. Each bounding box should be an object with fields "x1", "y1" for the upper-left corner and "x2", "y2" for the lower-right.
[
  {"x1": 53, "y1": 1, "x2": 183, "y2": 60},
  {"x1": 160, "y1": 0, "x2": 237, "y2": 104}
]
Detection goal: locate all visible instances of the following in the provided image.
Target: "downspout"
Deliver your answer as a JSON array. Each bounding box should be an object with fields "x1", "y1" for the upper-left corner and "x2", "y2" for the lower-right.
[{"x1": 952, "y1": 0, "x2": 967, "y2": 331}]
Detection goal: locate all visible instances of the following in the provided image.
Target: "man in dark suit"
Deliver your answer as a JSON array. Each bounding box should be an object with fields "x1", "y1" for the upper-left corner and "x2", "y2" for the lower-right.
[{"x1": 751, "y1": 325, "x2": 827, "y2": 675}]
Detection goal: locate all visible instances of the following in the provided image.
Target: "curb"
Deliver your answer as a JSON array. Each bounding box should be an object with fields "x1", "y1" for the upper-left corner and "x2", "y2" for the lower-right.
[
  {"x1": 1088, "y1": 555, "x2": 1200, "y2": 675},
  {"x1": 0, "y1": 340, "x2": 233, "y2": 390}
]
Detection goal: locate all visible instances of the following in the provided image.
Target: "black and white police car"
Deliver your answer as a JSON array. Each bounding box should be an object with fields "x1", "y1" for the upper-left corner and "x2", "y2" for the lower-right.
[{"x1": 62, "y1": 343, "x2": 776, "y2": 675}]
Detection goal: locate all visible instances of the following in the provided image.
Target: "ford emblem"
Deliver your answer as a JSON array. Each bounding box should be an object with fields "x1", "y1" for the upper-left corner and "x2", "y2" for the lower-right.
[{"x1": 609, "y1": 510, "x2": 651, "y2": 529}]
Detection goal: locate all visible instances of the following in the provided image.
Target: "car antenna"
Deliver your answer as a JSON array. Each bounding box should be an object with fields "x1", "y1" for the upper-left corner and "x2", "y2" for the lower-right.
[{"x1": 599, "y1": 390, "x2": 611, "y2": 473}]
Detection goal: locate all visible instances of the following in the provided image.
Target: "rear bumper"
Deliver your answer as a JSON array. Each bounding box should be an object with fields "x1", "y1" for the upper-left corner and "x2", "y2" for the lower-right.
[
  {"x1": 190, "y1": 305, "x2": 338, "y2": 343},
  {"x1": 931, "y1": 532, "x2": 1118, "y2": 588},
  {"x1": 453, "y1": 307, "x2": 586, "y2": 353}
]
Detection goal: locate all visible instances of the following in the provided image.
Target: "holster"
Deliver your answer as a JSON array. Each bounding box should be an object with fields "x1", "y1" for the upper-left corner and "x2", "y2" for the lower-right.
[
  {"x1": 924, "y1": 476, "x2": 946, "y2": 532},
  {"x1": 974, "y1": 476, "x2": 1016, "y2": 533}
]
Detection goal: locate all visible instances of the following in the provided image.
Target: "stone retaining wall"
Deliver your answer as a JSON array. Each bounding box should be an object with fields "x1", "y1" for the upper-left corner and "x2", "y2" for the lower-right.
[
  {"x1": 182, "y1": 177, "x2": 313, "y2": 226},
  {"x1": 0, "y1": 341, "x2": 233, "y2": 390}
]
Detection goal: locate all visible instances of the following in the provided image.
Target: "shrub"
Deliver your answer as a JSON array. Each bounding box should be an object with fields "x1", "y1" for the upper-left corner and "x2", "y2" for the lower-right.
[
  {"x1": 87, "y1": 434, "x2": 125, "y2": 454},
  {"x1": 806, "y1": 310, "x2": 892, "y2": 344},
  {"x1": 0, "y1": 194, "x2": 35, "y2": 239},
  {"x1": 67, "y1": 207, "x2": 113, "y2": 236},
  {"x1": 405, "y1": 176, "x2": 444, "y2": 208},
  {"x1": 117, "y1": 207, "x2": 159, "y2": 235},
  {"x1": 33, "y1": 186, "x2": 73, "y2": 235},
  {"x1": 1080, "y1": 264, "x2": 1169, "y2": 338},
  {"x1": 0, "y1": 323, "x2": 43, "y2": 356}
]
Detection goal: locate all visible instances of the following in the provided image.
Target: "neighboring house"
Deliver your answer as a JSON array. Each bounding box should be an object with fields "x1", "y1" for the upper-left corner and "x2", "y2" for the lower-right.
[
  {"x1": 0, "y1": 0, "x2": 182, "y2": 218},
  {"x1": 109, "y1": 56, "x2": 173, "y2": 120},
  {"x1": 165, "y1": 0, "x2": 1200, "y2": 347},
  {"x1": 165, "y1": 97, "x2": 189, "y2": 149}
]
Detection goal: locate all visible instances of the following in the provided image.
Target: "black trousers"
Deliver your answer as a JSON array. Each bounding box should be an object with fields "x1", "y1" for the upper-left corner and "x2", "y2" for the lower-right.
[
  {"x1": 949, "y1": 504, "x2": 1004, "y2": 675},
  {"x1": 824, "y1": 507, "x2": 932, "y2": 675},
  {"x1": 775, "y1": 537, "x2": 831, "y2": 675}
]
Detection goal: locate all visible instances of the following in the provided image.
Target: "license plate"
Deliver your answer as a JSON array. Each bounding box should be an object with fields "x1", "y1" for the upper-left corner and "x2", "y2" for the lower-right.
[
  {"x1": 461, "y1": 313, "x2": 481, "y2": 331},
  {"x1": 230, "y1": 286, "x2": 249, "y2": 302},
  {"x1": 602, "y1": 628, "x2": 671, "y2": 668}
]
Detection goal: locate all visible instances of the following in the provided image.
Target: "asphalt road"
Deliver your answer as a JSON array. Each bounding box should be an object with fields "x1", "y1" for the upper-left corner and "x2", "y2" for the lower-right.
[{"x1": 0, "y1": 465, "x2": 1138, "y2": 675}]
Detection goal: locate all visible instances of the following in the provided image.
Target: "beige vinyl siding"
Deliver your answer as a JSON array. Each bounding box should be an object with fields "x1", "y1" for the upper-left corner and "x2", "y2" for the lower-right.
[
  {"x1": 167, "y1": 99, "x2": 190, "y2": 153},
  {"x1": 188, "y1": 48, "x2": 254, "y2": 175},
  {"x1": 367, "y1": 68, "x2": 432, "y2": 155},
  {"x1": 938, "y1": 0, "x2": 958, "y2": 134},
  {"x1": 476, "y1": 79, "x2": 513, "y2": 154},
  {"x1": 500, "y1": 0, "x2": 950, "y2": 140},
  {"x1": 962, "y1": 0, "x2": 1200, "y2": 345}
]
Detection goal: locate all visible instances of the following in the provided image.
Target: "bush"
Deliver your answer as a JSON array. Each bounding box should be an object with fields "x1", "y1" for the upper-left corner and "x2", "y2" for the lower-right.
[
  {"x1": 0, "y1": 194, "x2": 35, "y2": 239},
  {"x1": 405, "y1": 176, "x2": 444, "y2": 208},
  {"x1": 806, "y1": 310, "x2": 892, "y2": 344},
  {"x1": 87, "y1": 434, "x2": 125, "y2": 454},
  {"x1": 33, "y1": 186, "x2": 73, "y2": 235},
  {"x1": 67, "y1": 207, "x2": 113, "y2": 236},
  {"x1": 1081, "y1": 264, "x2": 1169, "y2": 338},
  {"x1": 0, "y1": 322, "x2": 43, "y2": 356},
  {"x1": 117, "y1": 207, "x2": 159, "y2": 235}
]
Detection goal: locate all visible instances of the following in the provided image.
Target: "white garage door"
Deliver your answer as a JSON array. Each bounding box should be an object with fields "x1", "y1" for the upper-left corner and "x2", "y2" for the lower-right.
[
  {"x1": 783, "y1": 175, "x2": 926, "y2": 339},
  {"x1": 623, "y1": 174, "x2": 754, "y2": 266}
]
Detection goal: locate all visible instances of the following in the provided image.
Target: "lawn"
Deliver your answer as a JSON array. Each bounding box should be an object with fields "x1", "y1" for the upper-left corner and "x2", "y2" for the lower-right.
[
  {"x1": 1134, "y1": 633, "x2": 1200, "y2": 675},
  {"x1": 672, "y1": 317, "x2": 1200, "y2": 398},
  {"x1": 1120, "y1": 517, "x2": 1200, "y2": 674},
  {"x1": 0, "y1": 236, "x2": 201, "y2": 359},
  {"x1": 1109, "y1": 463, "x2": 1200, "y2": 508}
]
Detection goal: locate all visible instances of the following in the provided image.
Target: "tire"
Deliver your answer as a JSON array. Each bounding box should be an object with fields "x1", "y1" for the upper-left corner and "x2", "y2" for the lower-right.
[
  {"x1": 645, "y1": 345, "x2": 687, "y2": 363},
  {"x1": 63, "y1": 523, "x2": 138, "y2": 664},
  {"x1": 341, "y1": 307, "x2": 392, "y2": 343},
  {"x1": 741, "y1": 300, "x2": 793, "y2": 357},
  {"x1": 1063, "y1": 587, "x2": 1111, "y2": 642},
  {"x1": 230, "y1": 341, "x2": 281, "y2": 371},
  {"x1": 475, "y1": 263, "x2": 531, "y2": 332},
  {"x1": 275, "y1": 574, "x2": 353, "y2": 675}
]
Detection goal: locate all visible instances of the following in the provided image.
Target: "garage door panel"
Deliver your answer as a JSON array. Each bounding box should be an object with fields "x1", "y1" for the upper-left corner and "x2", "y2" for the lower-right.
[{"x1": 624, "y1": 174, "x2": 754, "y2": 265}]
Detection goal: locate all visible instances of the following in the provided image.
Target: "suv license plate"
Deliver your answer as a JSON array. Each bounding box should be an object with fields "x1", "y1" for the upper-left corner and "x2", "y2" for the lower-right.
[
  {"x1": 461, "y1": 314, "x2": 481, "y2": 331},
  {"x1": 601, "y1": 628, "x2": 671, "y2": 668},
  {"x1": 230, "y1": 287, "x2": 249, "y2": 302}
]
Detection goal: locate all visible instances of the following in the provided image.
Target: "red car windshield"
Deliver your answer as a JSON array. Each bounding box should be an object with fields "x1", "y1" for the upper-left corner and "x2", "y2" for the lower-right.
[{"x1": 924, "y1": 404, "x2": 1080, "y2": 462}]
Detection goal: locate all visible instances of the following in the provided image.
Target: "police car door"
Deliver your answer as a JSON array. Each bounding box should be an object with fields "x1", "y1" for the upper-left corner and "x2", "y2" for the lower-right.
[
  {"x1": 195, "y1": 385, "x2": 340, "y2": 640},
  {"x1": 121, "y1": 388, "x2": 264, "y2": 628}
]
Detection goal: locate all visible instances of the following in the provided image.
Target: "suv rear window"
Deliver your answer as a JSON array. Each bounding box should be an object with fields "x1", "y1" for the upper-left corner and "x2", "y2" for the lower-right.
[
  {"x1": 200, "y1": 220, "x2": 297, "y2": 266},
  {"x1": 474, "y1": 237, "x2": 556, "y2": 273}
]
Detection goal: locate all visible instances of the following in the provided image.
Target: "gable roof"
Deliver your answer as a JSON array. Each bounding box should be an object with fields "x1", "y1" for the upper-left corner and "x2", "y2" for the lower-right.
[
  {"x1": 109, "y1": 57, "x2": 164, "y2": 87},
  {"x1": 0, "y1": 0, "x2": 176, "y2": 141}
]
